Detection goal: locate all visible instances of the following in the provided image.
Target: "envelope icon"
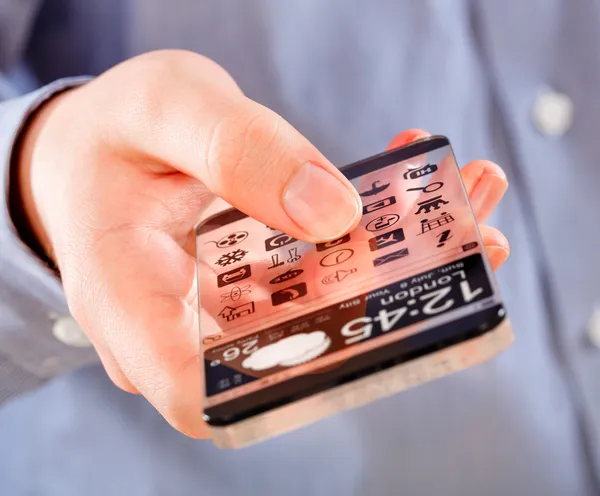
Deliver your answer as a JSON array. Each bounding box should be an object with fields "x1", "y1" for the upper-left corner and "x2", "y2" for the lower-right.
[{"x1": 373, "y1": 248, "x2": 409, "y2": 267}]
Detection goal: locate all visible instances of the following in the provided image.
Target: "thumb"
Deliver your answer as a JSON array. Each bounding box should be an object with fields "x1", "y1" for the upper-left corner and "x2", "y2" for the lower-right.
[
  {"x1": 108, "y1": 77, "x2": 362, "y2": 242},
  {"x1": 188, "y1": 100, "x2": 363, "y2": 242}
]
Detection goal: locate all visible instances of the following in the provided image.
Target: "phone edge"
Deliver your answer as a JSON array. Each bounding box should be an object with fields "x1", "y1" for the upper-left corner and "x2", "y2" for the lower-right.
[{"x1": 208, "y1": 317, "x2": 514, "y2": 449}]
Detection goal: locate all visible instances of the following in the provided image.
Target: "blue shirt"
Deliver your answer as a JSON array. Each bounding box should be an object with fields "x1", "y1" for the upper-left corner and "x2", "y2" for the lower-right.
[{"x1": 1, "y1": 1, "x2": 599, "y2": 494}]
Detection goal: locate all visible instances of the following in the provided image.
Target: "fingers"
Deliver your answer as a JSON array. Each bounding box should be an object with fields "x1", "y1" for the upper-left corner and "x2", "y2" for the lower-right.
[
  {"x1": 101, "y1": 51, "x2": 361, "y2": 243},
  {"x1": 74, "y1": 324, "x2": 140, "y2": 394},
  {"x1": 96, "y1": 347, "x2": 140, "y2": 395},
  {"x1": 460, "y1": 160, "x2": 508, "y2": 224},
  {"x1": 65, "y1": 225, "x2": 210, "y2": 438},
  {"x1": 479, "y1": 224, "x2": 510, "y2": 270},
  {"x1": 386, "y1": 129, "x2": 430, "y2": 150}
]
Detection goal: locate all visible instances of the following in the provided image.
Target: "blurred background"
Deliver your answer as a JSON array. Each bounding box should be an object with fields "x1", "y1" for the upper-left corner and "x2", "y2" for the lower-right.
[{"x1": 1, "y1": 1, "x2": 599, "y2": 495}]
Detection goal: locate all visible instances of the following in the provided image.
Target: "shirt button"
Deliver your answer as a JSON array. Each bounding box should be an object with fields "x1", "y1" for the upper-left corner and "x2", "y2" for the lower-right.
[
  {"x1": 587, "y1": 306, "x2": 600, "y2": 348},
  {"x1": 52, "y1": 316, "x2": 92, "y2": 348},
  {"x1": 532, "y1": 90, "x2": 573, "y2": 136}
]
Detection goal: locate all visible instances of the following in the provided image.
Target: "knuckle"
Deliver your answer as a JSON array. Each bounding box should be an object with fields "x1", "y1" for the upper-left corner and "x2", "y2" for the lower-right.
[
  {"x1": 60, "y1": 258, "x2": 112, "y2": 346},
  {"x1": 104, "y1": 49, "x2": 240, "y2": 148},
  {"x1": 116, "y1": 63, "x2": 175, "y2": 126},
  {"x1": 63, "y1": 275, "x2": 96, "y2": 331},
  {"x1": 138, "y1": 370, "x2": 207, "y2": 438},
  {"x1": 105, "y1": 368, "x2": 139, "y2": 395},
  {"x1": 113, "y1": 379, "x2": 139, "y2": 395},
  {"x1": 127, "y1": 50, "x2": 235, "y2": 105},
  {"x1": 134, "y1": 49, "x2": 231, "y2": 82},
  {"x1": 205, "y1": 109, "x2": 285, "y2": 196},
  {"x1": 100, "y1": 51, "x2": 190, "y2": 127}
]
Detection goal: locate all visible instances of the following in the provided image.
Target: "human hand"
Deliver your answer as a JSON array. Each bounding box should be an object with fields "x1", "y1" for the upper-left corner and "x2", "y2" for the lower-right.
[{"x1": 15, "y1": 50, "x2": 509, "y2": 438}]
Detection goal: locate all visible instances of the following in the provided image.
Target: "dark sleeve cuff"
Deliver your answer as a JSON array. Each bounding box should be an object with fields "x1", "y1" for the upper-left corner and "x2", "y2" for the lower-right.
[{"x1": 1, "y1": 77, "x2": 91, "y2": 284}]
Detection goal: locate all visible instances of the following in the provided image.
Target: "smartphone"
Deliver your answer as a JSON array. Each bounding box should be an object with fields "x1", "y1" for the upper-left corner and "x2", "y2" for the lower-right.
[{"x1": 195, "y1": 135, "x2": 513, "y2": 449}]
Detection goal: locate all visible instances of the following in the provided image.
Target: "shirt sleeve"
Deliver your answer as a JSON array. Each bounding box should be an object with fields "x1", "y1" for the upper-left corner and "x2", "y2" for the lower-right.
[{"x1": 0, "y1": 76, "x2": 101, "y2": 404}]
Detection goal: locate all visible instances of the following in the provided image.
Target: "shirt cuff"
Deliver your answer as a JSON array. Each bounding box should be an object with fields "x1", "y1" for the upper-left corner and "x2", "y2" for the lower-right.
[
  {"x1": 0, "y1": 77, "x2": 100, "y2": 384},
  {"x1": 1, "y1": 77, "x2": 91, "y2": 307}
]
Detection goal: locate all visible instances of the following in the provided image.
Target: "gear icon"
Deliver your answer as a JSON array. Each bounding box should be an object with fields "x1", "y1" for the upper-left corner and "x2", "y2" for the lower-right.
[{"x1": 215, "y1": 249, "x2": 248, "y2": 267}]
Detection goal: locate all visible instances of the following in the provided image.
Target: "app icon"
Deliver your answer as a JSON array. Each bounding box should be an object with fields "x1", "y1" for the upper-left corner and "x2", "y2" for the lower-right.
[
  {"x1": 414, "y1": 195, "x2": 449, "y2": 215},
  {"x1": 322, "y1": 268, "x2": 357, "y2": 284},
  {"x1": 220, "y1": 285, "x2": 251, "y2": 303},
  {"x1": 365, "y1": 214, "x2": 401, "y2": 232},
  {"x1": 316, "y1": 233, "x2": 351, "y2": 252},
  {"x1": 218, "y1": 302, "x2": 256, "y2": 322},
  {"x1": 217, "y1": 264, "x2": 252, "y2": 288},
  {"x1": 436, "y1": 229, "x2": 453, "y2": 248},
  {"x1": 214, "y1": 231, "x2": 248, "y2": 248},
  {"x1": 462, "y1": 241, "x2": 478, "y2": 252},
  {"x1": 403, "y1": 163, "x2": 438, "y2": 180},
  {"x1": 418, "y1": 212, "x2": 455, "y2": 234},
  {"x1": 319, "y1": 249, "x2": 355, "y2": 267},
  {"x1": 359, "y1": 180, "x2": 390, "y2": 197},
  {"x1": 215, "y1": 249, "x2": 248, "y2": 267},
  {"x1": 265, "y1": 233, "x2": 297, "y2": 251},
  {"x1": 287, "y1": 247, "x2": 301, "y2": 262},
  {"x1": 373, "y1": 248, "x2": 409, "y2": 267},
  {"x1": 368, "y1": 228, "x2": 405, "y2": 251},
  {"x1": 269, "y1": 269, "x2": 304, "y2": 284},
  {"x1": 271, "y1": 283, "x2": 308, "y2": 306},
  {"x1": 362, "y1": 196, "x2": 396, "y2": 215}
]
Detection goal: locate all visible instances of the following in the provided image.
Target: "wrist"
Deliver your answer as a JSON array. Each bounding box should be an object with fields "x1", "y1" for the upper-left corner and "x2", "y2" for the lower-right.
[{"x1": 10, "y1": 89, "x2": 74, "y2": 271}]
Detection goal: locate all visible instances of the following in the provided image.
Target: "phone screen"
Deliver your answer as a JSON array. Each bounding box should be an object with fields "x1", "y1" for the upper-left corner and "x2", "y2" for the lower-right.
[{"x1": 196, "y1": 136, "x2": 505, "y2": 425}]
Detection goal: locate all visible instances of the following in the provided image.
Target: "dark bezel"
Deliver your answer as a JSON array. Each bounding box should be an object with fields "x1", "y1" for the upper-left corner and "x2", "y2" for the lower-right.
[{"x1": 204, "y1": 304, "x2": 505, "y2": 426}]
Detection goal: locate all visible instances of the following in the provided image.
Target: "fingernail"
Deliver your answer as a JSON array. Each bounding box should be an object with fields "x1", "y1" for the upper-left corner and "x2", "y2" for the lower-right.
[
  {"x1": 403, "y1": 130, "x2": 430, "y2": 143},
  {"x1": 487, "y1": 245, "x2": 510, "y2": 270},
  {"x1": 470, "y1": 174, "x2": 508, "y2": 215},
  {"x1": 283, "y1": 162, "x2": 361, "y2": 240}
]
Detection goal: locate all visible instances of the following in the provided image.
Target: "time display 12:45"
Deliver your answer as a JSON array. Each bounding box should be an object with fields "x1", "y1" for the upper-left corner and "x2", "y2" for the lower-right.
[{"x1": 340, "y1": 258, "x2": 493, "y2": 345}]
